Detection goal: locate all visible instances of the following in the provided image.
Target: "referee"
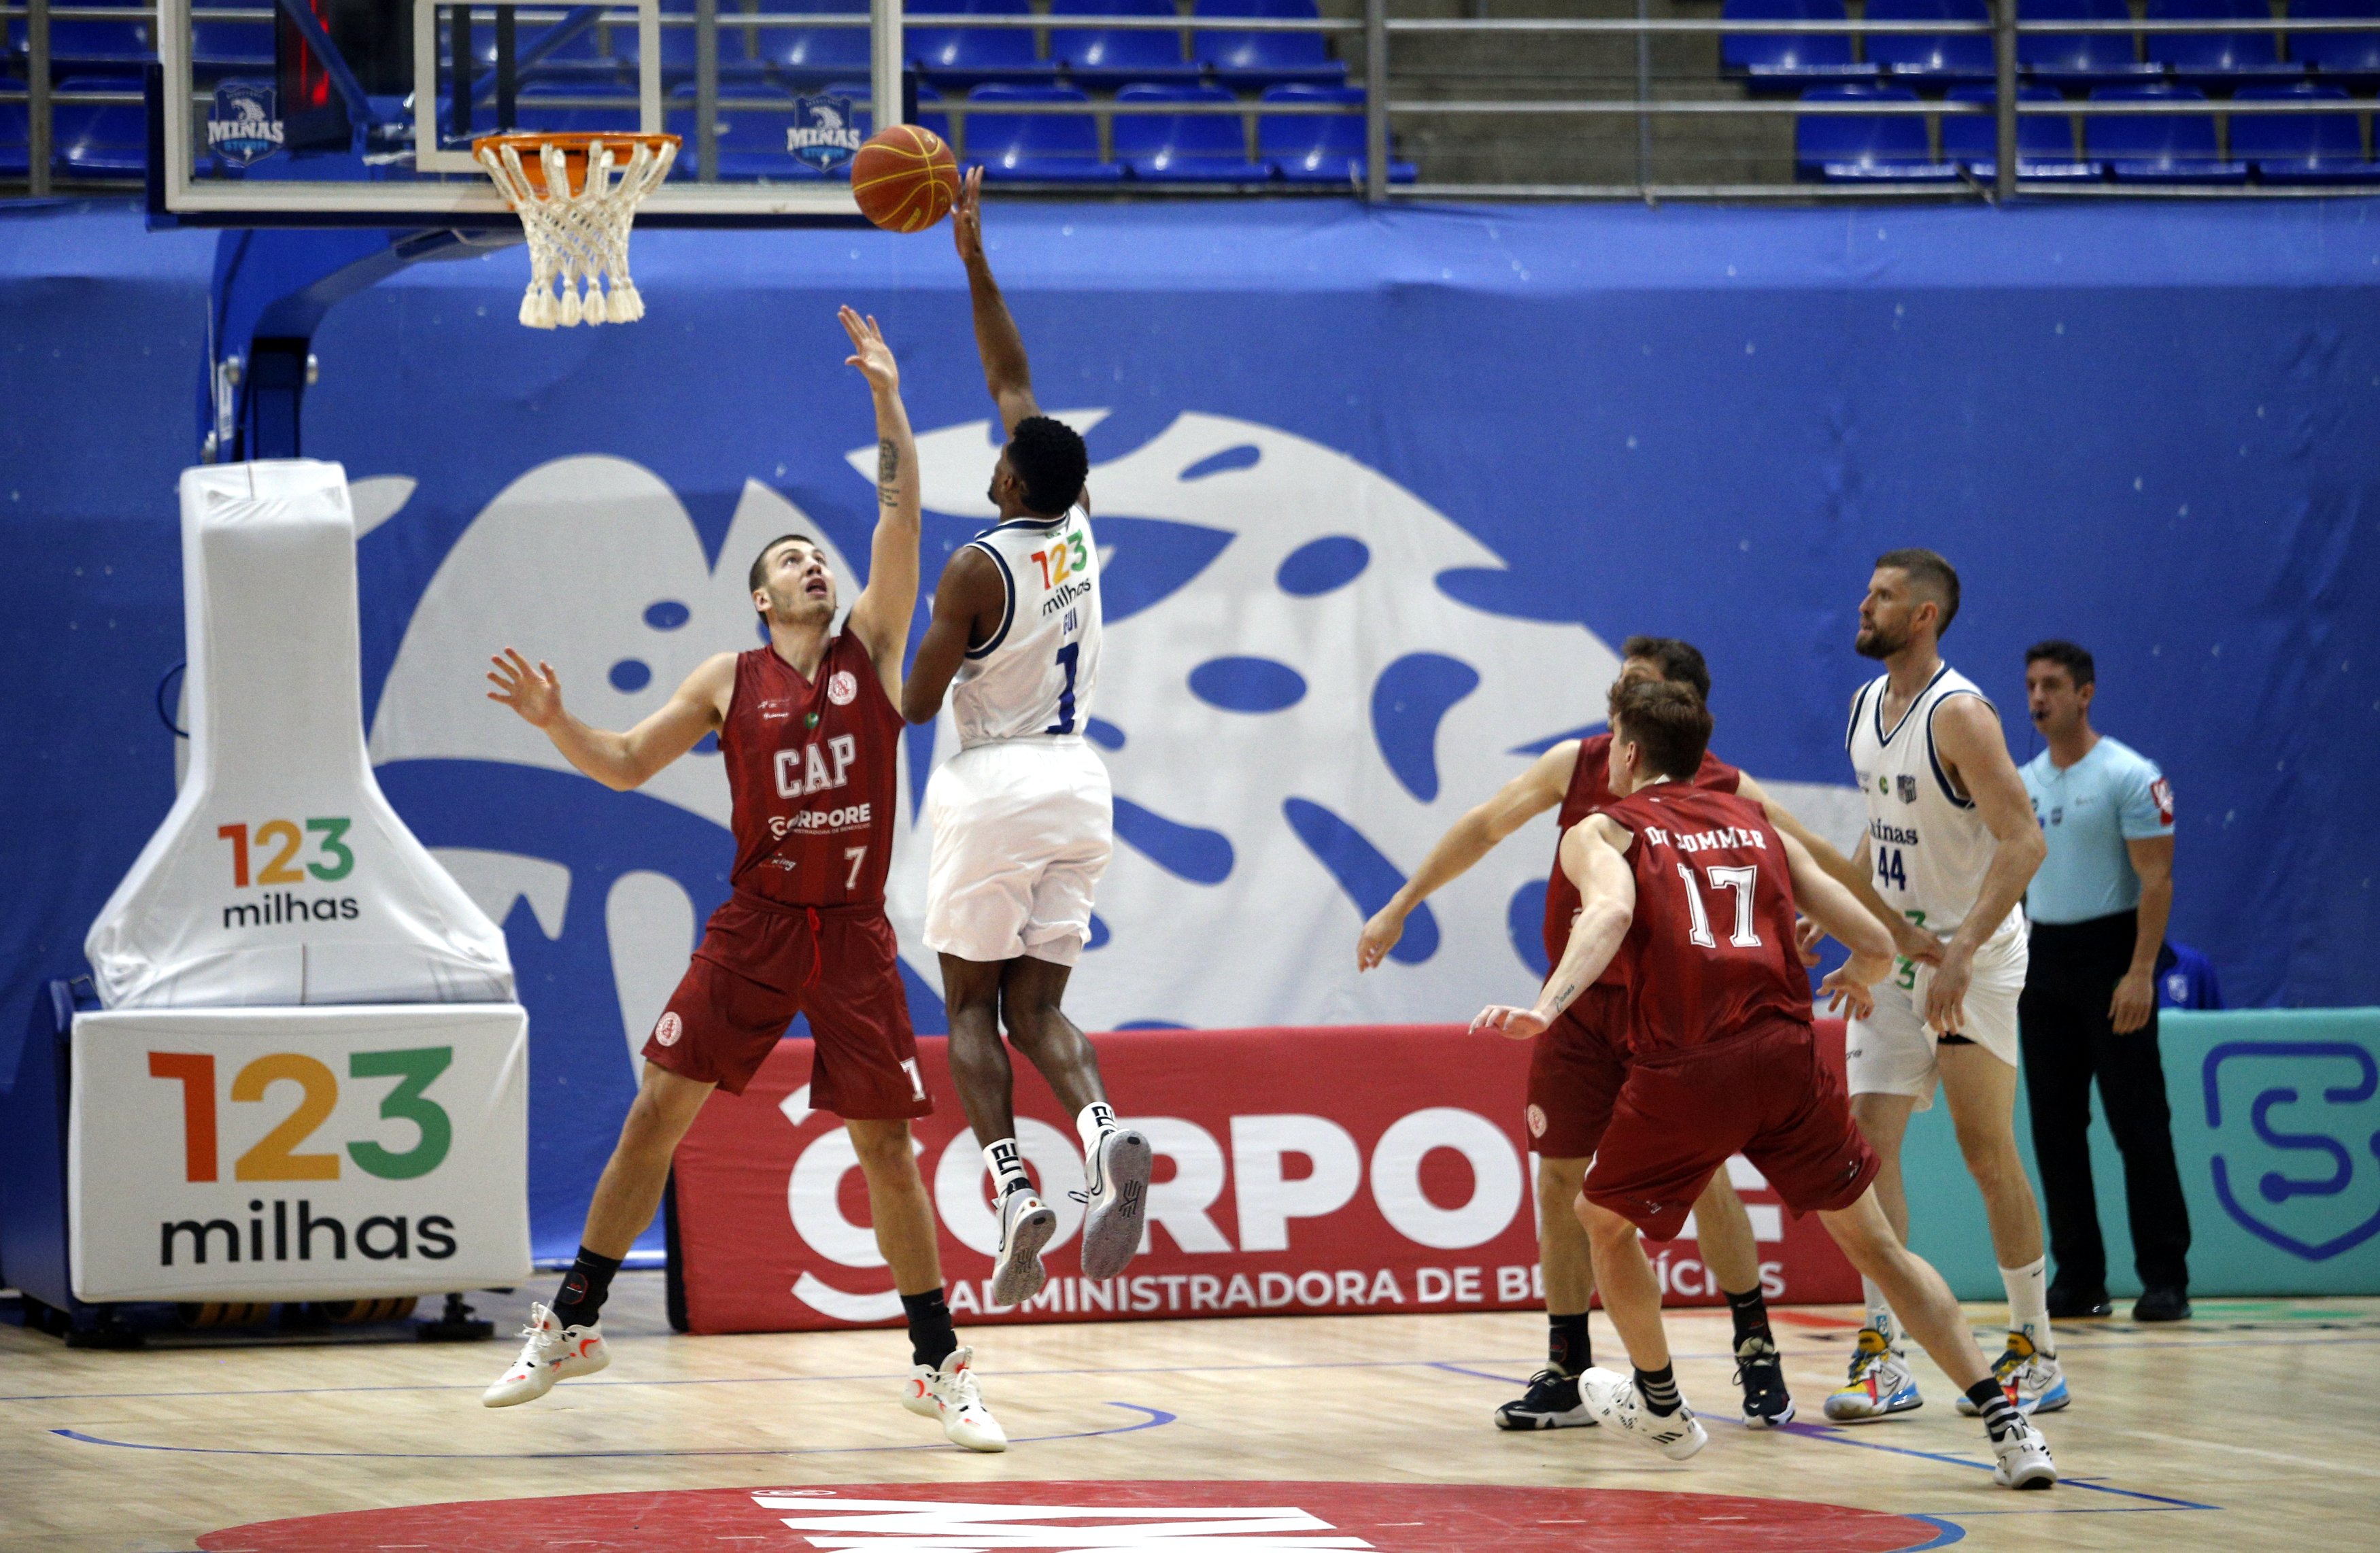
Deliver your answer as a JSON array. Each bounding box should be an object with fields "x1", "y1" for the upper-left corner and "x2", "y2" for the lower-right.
[{"x1": 2017, "y1": 641, "x2": 2191, "y2": 1323}]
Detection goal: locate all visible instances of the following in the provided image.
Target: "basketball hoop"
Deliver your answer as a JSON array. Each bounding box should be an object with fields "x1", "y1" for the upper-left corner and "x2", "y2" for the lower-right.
[{"x1": 473, "y1": 132, "x2": 680, "y2": 329}]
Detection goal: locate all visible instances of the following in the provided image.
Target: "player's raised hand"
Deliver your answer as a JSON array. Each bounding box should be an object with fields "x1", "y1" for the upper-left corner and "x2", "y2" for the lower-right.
[
  {"x1": 840, "y1": 306, "x2": 898, "y2": 393},
  {"x1": 487, "y1": 648, "x2": 564, "y2": 728},
  {"x1": 1470, "y1": 1004, "x2": 1551, "y2": 1041},
  {"x1": 951, "y1": 165, "x2": 985, "y2": 265},
  {"x1": 1821, "y1": 951, "x2": 1890, "y2": 1021},
  {"x1": 1357, "y1": 906, "x2": 1406, "y2": 971}
]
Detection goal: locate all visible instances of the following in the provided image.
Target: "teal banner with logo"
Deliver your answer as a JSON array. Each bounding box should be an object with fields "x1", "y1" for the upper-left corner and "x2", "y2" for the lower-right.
[{"x1": 1899, "y1": 1008, "x2": 2380, "y2": 1301}]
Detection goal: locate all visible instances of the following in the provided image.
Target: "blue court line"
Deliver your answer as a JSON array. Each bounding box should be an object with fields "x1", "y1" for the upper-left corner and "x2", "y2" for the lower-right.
[
  {"x1": 1889, "y1": 1515, "x2": 1966, "y2": 1550},
  {"x1": 47, "y1": 1401, "x2": 1172, "y2": 1461},
  {"x1": 1779, "y1": 1422, "x2": 2222, "y2": 1510}
]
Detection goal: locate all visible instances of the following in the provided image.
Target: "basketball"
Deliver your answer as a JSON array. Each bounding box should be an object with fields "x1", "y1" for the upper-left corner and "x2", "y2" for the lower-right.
[{"x1": 851, "y1": 125, "x2": 959, "y2": 233}]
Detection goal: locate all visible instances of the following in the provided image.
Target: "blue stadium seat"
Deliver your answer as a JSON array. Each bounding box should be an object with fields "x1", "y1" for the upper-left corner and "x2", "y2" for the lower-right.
[
  {"x1": 52, "y1": 76, "x2": 146, "y2": 177},
  {"x1": 516, "y1": 19, "x2": 627, "y2": 84},
  {"x1": 1795, "y1": 84, "x2": 1960, "y2": 179},
  {"x1": 2230, "y1": 80, "x2": 2380, "y2": 178},
  {"x1": 2020, "y1": 0, "x2": 2165, "y2": 85},
  {"x1": 1193, "y1": 0, "x2": 1348, "y2": 88},
  {"x1": 2086, "y1": 83, "x2": 2249, "y2": 179},
  {"x1": 1720, "y1": 0, "x2": 1877, "y2": 91},
  {"x1": 1052, "y1": 0, "x2": 1202, "y2": 86},
  {"x1": 668, "y1": 86, "x2": 826, "y2": 180},
  {"x1": 512, "y1": 80, "x2": 642, "y2": 135},
  {"x1": 962, "y1": 82, "x2": 1121, "y2": 179},
  {"x1": 1867, "y1": 0, "x2": 1996, "y2": 84},
  {"x1": 749, "y1": 0, "x2": 872, "y2": 86},
  {"x1": 2145, "y1": 0, "x2": 2302, "y2": 84},
  {"x1": 190, "y1": 20, "x2": 272, "y2": 76},
  {"x1": 1940, "y1": 83, "x2": 2103, "y2": 177},
  {"x1": 910, "y1": 0, "x2": 1058, "y2": 88},
  {"x1": 41, "y1": 18, "x2": 154, "y2": 82},
  {"x1": 819, "y1": 78, "x2": 954, "y2": 141},
  {"x1": 0, "y1": 99, "x2": 29, "y2": 180},
  {"x1": 1256, "y1": 84, "x2": 1414, "y2": 182},
  {"x1": 2288, "y1": 0, "x2": 2380, "y2": 84},
  {"x1": 1111, "y1": 82, "x2": 1271, "y2": 180},
  {"x1": 618, "y1": 18, "x2": 768, "y2": 82}
]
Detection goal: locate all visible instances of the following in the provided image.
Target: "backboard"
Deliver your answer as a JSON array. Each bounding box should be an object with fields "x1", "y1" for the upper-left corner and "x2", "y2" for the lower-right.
[{"x1": 157, "y1": 0, "x2": 906, "y2": 224}]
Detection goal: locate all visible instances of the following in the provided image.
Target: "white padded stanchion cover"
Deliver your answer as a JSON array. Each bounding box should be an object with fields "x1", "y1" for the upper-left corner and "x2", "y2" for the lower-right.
[{"x1": 85, "y1": 461, "x2": 513, "y2": 1008}]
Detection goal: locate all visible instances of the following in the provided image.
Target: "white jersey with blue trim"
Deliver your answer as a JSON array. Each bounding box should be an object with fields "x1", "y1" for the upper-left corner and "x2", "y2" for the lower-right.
[
  {"x1": 950, "y1": 505, "x2": 1102, "y2": 749},
  {"x1": 1846, "y1": 662, "x2": 2023, "y2": 943}
]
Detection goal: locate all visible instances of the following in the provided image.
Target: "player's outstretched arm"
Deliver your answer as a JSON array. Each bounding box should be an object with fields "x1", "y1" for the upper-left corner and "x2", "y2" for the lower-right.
[
  {"x1": 1924, "y1": 695, "x2": 2049, "y2": 1031},
  {"x1": 1738, "y1": 772, "x2": 1937, "y2": 965},
  {"x1": 1780, "y1": 829, "x2": 1895, "y2": 1020},
  {"x1": 487, "y1": 647, "x2": 732, "y2": 791},
  {"x1": 836, "y1": 307, "x2": 923, "y2": 703},
  {"x1": 951, "y1": 167, "x2": 1039, "y2": 434},
  {"x1": 900, "y1": 547, "x2": 1004, "y2": 725},
  {"x1": 1472, "y1": 815, "x2": 1635, "y2": 1040},
  {"x1": 1357, "y1": 741, "x2": 1579, "y2": 971}
]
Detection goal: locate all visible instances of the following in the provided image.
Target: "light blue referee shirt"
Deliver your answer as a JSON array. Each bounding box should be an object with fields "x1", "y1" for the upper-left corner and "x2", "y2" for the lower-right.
[{"x1": 2020, "y1": 736, "x2": 2175, "y2": 925}]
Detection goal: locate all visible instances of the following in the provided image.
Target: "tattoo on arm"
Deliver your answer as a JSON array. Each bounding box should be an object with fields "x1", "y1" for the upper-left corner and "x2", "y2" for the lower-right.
[
  {"x1": 876, "y1": 439, "x2": 900, "y2": 507},
  {"x1": 1542, "y1": 978, "x2": 1580, "y2": 1015}
]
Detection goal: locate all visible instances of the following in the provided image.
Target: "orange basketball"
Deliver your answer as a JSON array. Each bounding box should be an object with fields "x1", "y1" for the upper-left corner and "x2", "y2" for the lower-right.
[{"x1": 851, "y1": 125, "x2": 959, "y2": 233}]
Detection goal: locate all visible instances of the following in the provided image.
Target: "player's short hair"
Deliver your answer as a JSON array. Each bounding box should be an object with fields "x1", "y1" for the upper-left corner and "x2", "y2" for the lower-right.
[
  {"x1": 1620, "y1": 635, "x2": 1712, "y2": 703},
  {"x1": 1006, "y1": 416, "x2": 1089, "y2": 518},
  {"x1": 2026, "y1": 638, "x2": 2096, "y2": 688},
  {"x1": 1611, "y1": 678, "x2": 1714, "y2": 781},
  {"x1": 1875, "y1": 547, "x2": 1961, "y2": 635},
  {"x1": 748, "y1": 533, "x2": 819, "y2": 596}
]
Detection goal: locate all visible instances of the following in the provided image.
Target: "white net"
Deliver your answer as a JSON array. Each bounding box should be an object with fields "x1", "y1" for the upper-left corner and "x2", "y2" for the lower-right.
[{"x1": 475, "y1": 135, "x2": 679, "y2": 329}]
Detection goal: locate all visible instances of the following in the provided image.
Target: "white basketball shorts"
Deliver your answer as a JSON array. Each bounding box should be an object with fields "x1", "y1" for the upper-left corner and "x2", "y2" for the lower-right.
[
  {"x1": 923, "y1": 736, "x2": 1113, "y2": 968},
  {"x1": 1844, "y1": 919, "x2": 2028, "y2": 1110}
]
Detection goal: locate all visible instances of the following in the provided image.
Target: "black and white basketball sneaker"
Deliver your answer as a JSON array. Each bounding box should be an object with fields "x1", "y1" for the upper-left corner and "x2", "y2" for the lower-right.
[
  {"x1": 991, "y1": 1187, "x2": 1057, "y2": 1308},
  {"x1": 1076, "y1": 1126, "x2": 1153, "y2": 1282},
  {"x1": 1734, "y1": 1334, "x2": 1796, "y2": 1427},
  {"x1": 1494, "y1": 1368, "x2": 1597, "y2": 1431}
]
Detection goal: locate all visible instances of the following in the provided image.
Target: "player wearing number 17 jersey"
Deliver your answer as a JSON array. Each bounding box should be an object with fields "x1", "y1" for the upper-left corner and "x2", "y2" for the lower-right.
[
  {"x1": 903, "y1": 168, "x2": 1152, "y2": 1314},
  {"x1": 1471, "y1": 680, "x2": 2056, "y2": 1491}
]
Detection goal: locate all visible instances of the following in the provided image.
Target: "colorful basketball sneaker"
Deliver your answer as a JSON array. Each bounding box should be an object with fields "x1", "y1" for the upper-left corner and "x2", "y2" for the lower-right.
[
  {"x1": 1733, "y1": 1334, "x2": 1796, "y2": 1427},
  {"x1": 900, "y1": 1345, "x2": 1008, "y2": 1452},
  {"x1": 1822, "y1": 1327, "x2": 1922, "y2": 1422},
  {"x1": 990, "y1": 1187, "x2": 1057, "y2": 1308},
  {"x1": 1957, "y1": 1333, "x2": 2071, "y2": 1416},
  {"x1": 1494, "y1": 1368, "x2": 1597, "y2": 1431},
  {"x1": 1076, "y1": 1125, "x2": 1153, "y2": 1282},
  {"x1": 1990, "y1": 1418, "x2": 2059, "y2": 1490},
  {"x1": 481, "y1": 1302, "x2": 608, "y2": 1407},
  {"x1": 1578, "y1": 1367, "x2": 1707, "y2": 1461}
]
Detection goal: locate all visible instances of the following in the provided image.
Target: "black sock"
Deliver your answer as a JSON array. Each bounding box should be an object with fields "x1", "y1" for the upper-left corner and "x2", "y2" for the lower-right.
[
  {"x1": 1726, "y1": 1284, "x2": 1774, "y2": 1350},
  {"x1": 551, "y1": 1245, "x2": 622, "y2": 1327},
  {"x1": 1635, "y1": 1363, "x2": 1681, "y2": 1416},
  {"x1": 902, "y1": 1287, "x2": 958, "y2": 1371},
  {"x1": 1966, "y1": 1378, "x2": 2020, "y2": 1441},
  {"x1": 1547, "y1": 1312, "x2": 1591, "y2": 1378}
]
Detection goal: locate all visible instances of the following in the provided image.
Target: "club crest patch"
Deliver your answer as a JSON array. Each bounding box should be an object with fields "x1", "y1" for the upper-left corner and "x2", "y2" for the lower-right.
[
  {"x1": 1896, "y1": 774, "x2": 1918, "y2": 804},
  {"x1": 828, "y1": 669, "x2": 859, "y2": 706},
  {"x1": 207, "y1": 81, "x2": 283, "y2": 167},
  {"x1": 788, "y1": 94, "x2": 862, "y2": 172},
  {"x1": 654, "y1": 1011, "x2": 683, "y2": 1046}
]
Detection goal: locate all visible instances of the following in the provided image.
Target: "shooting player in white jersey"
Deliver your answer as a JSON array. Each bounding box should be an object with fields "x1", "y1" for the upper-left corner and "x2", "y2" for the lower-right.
[
  {"x1": 1807, "y1": 549, "x2": 2060, "y2": 1424},
  {"x1": 903, "y1": 169, "x2": 1152, "y2": 1310}
]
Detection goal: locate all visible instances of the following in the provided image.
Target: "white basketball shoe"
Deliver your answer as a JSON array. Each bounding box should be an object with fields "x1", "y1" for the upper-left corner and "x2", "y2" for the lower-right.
[
  {"x1": 1077, "y1": 1126, "x2": 1153, "y2": 1282},
  {"x1": 900, "y1": 1346, "x2": 1008, "y2": 1452},
  {"x1": 481, "y1": 1302, "x2": 609, "y2": 1407},
  {"x1": 1990, "y1": 1418, "x2": 2058, "y2": 1489},
  {"x1": 1578, "y1": 1367, "x2": 1709, "y2": 1461},
  {"x1": 991, "y1": 1188, "x2": 1057, "y2": 1308}
]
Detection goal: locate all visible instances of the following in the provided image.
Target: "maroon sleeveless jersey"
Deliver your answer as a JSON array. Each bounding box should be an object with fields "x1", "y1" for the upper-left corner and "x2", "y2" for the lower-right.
[
  {"x1": 1596, "y1": 784, "x2": 1812, "y2": 1057},
  {"x1": 1542, "y1": 732, "x2": 1741, "y2": 971},
  {"x1": 717, "y1": 634, "x2": 902, "y2": 908}
]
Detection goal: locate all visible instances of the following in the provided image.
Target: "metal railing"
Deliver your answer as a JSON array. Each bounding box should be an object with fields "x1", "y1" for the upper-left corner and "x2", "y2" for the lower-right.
[{"x1": 10, "y1": 0, "x2": 2380, "y2": 201}]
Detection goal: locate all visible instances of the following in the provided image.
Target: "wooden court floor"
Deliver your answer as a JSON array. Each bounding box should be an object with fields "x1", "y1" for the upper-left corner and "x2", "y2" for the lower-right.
[{"x1": 3, "y1": 1274, "x2": 2375, "y2": 1552}]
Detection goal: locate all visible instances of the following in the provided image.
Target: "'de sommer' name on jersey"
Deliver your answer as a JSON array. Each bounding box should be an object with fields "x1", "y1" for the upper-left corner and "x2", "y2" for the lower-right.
[
  {"x1": 1644, "y1": 824, "x2": 1770, "y2": 854},
  {"x1": 1868, "y1": 818, "x2": 1921, "y2": 847},
  {"x1": 1040, "y1": 576, "x2": 1093, "y2": 619}
]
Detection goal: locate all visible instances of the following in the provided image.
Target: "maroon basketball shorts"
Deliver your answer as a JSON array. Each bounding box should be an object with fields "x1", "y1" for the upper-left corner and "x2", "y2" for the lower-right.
[
  {"x1": 643, "y1": 891, "x2": 932, "y2": 1117},
  {"x1": 1525, "y1": 1004, "x2": 1627, "y2": 1160},
  {"x1": 1582, "y1": 1020, "x2": 1880, "y2": 1242}
]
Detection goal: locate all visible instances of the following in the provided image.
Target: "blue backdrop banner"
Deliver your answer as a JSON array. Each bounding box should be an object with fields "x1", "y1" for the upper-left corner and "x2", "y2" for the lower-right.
[{"x1": 5, "y1": 197, "x2": 2377, "y2": 1263}]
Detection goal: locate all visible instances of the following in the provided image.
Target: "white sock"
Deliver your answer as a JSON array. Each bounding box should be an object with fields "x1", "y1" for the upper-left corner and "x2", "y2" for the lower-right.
[
  {"x1": 1076, "y1": 1101, "x2": 1118, "y2": 1156},
  {"x1": 2002, "y1": 1257, "x2": 2052, "y2": 1356},
  {"x1": 983, "y1": 1138, "x2": 1032, "y2": 1199},
  {"x1": 1861, "y1": 1276, "x2": 1899, "y2": 1349}
]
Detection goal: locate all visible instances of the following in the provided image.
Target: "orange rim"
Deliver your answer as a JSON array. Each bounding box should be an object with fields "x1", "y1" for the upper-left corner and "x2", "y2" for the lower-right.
[{"x1": 473, "y1": 131, "x2": 682, "y2": 196}]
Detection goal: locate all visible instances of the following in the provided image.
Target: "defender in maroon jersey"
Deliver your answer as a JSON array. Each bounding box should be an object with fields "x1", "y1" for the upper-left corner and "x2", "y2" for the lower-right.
[
  {"x1": 1472, "y1": 680, "x2": 2057, "y2": 1490},
  {"x1": 1359, "y1": 638, "x2": 1897, "y2": 1433},
  {"x1": 475, "y1": 310, "x2": 1006, "y2": 1454}
]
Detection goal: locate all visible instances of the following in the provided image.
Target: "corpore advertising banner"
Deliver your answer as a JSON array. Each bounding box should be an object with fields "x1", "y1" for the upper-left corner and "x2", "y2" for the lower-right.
[
  {"x1": 672, "y1": 1023, "x2": 1858, "y2": 1333},
  {"x1": 68, "y1": 1003, "x2": 532, "y2": 1302}
]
